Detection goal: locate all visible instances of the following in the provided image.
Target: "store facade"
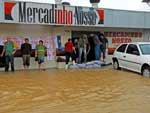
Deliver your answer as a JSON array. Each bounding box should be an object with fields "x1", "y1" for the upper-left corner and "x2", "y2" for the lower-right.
[{"x1": 0, "y1": 1, "x2": 150, "y2": 70}]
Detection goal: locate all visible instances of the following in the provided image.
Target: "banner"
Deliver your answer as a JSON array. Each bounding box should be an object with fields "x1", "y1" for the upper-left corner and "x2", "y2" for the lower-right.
[
  {"x1": 104, "y1": 31, "x2": 143, "y2": 48},
  {"x1": 0, "y1": 36, "x2": 55, "y2": 60},
  {"x1": 3, "y1": 1, "x2": 104, "y2": 26}
]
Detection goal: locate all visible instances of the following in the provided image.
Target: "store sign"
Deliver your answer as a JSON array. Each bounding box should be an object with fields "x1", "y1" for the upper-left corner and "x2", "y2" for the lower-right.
[
  {"x1": 3, "y1": 1, "x2": 104, "y2": 26},
  {"x1": 104, "y1": 31, "x2": 143, "y2": 48}
]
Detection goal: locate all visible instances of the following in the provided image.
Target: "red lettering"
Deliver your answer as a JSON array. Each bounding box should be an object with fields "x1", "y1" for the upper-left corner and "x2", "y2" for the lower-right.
[
  {"x1": 139, "y1": 32, "x2": 143, "y2": 38},
  {"x1": 121, "y1": 32, "x2": 124, "y2": 37},
  {"x1": 134, "y1": 32, "x2": 138, "y2": 37},
  {"x1": 131, "y1": 32, "x2": 134, "y2": 37},
  {"x1": 104, "y1": 32, "x2": 108, "y2": 37},
  {"x1": 112, "y1": 38, "x2": 116, "y2": 43},
  {"x1": 109, "y1": 32, "x2": 113, "y2": 37},
  {"x1": 121, "y1": 38, "x2": 124, "y2": 43},
  {"x1": 57, "y1": 10, "x2": 62, "y2": 24},
  {"x1": 67, "y1": 11, "x2": 73, "y2": 25},
  {"x1": 112, "y1": 37, "x2": 132, "y2": 44},
  {"x1": 125, "y1": 32, "x2": 128, "y2": 37},
  {"x1": 116, "y1": 38, "x2": 120, "y2": 43},
  {"x1": 128, "y1": 38, "x2": 132, "y2": 42},
  {"x1": 113, "y1": 32, "x2": 116, "y2": 37},
  {"x1": 124, "y1": 38, "x2": 128, "y2": 43}
]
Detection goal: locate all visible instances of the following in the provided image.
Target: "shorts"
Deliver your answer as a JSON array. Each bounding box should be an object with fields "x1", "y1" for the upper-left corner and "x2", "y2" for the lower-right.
[
  {"x1": 22, "y1": 55, "x2": 30, "y2": 66},
  {"x1": 38, "y1": 57, "x2": 45, "y2": 64}
]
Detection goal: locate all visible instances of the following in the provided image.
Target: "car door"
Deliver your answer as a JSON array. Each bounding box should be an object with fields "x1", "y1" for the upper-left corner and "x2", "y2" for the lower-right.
[
  {"x1": 124, "y1": 44, "x2": 141, "y2": 72},
  {"x1": 114, "y1": 44, "x2": 128, "y2": 68}
]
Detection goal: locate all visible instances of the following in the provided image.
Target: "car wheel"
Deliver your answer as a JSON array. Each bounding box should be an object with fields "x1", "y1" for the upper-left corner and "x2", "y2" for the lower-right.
[
  {"x1": 113, "y1": 60, "x2": 120, "y2": 70},
  {"x1": 142, "y1": 66, "x2": 150, "y2": 77}
]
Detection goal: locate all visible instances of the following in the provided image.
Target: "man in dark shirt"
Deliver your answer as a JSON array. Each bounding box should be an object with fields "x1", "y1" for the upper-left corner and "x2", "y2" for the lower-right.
[
  {"x1": 99, "y1": 34, "x2": 108, "y2": 62},
  {"x1": 21, "y1": 38, "x2": 32, "y2": 69},
  {"x1": 92, "y1": 34, "x2": 101, "y2": 60}
]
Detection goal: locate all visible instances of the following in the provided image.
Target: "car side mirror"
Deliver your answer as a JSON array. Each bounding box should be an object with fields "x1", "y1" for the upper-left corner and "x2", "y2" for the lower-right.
[{"x1": 133, "y1": 51, "x2": 140, "y2": 56}]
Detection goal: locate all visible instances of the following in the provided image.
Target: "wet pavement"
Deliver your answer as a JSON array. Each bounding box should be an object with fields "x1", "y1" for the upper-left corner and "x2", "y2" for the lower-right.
[{"x1": 0, "y1": 69, "x2": 150, "y2": 113}]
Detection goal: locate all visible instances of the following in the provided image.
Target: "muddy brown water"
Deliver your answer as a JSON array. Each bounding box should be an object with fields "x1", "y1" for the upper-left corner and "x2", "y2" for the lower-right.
[{"x1": 0, "y1": 69, "x2": 150, "y2": 113}]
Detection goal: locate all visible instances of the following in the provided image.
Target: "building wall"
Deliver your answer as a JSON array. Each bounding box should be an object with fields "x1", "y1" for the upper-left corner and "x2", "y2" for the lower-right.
[
  {"x1": 53, "y1": 26, "x2": 149, "y2": 48},
  {"x1": 1, "y1": 1, "x2": 150, "y2": 29},
  {"x1": 104, "y1": 9, "x2": 150, "y2": 29},
  {"x1": 0, "y1": 24, "x2": 149, "y2": 70},
  {"x1": 0, "y1": 24, "x2": 57, "y2": 70},
  {"x1": 0, "y1": 1, "x2": 150, "y2": 70},
  {"x1": 0, "y1": 0, "x2": 3, "y2": 23},
  {"x1": 54, "y1": 26, "x2": 149, "y2": 55},
  {"x1": 143, "y1": 29, "x2": 150, "y2": 41}
]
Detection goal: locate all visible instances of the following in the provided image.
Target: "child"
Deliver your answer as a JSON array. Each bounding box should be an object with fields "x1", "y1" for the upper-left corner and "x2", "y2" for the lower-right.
[{"x1": 35, "y1": 40, "x2": 47, "y2": 70}]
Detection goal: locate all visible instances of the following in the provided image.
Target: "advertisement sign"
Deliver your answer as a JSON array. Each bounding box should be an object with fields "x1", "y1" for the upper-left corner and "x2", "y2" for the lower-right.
[
  {"x1": 3, "y1": 1, "x2": 104, "y2": 26},
  {"x1": 0, "y1": 36, "x2": 55, "y2": 60},
  {"x1": 104, "y1": 31, "x2": 143, "y2": 48}
]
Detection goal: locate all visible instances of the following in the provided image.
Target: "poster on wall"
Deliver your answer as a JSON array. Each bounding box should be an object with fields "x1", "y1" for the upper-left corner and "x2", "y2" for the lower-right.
[
  {"x1": 55, "y1": 35, "x2": 66, "y2": 56},
  {"x1": 104, "y1": 31, "x2": 143, "y2": 54},
  {"x1": 0, "y1": 36, "x2": 56, "y2": 60},
  {"x1": 3, "y1": 1, "x2": 104, "y2": 26}
]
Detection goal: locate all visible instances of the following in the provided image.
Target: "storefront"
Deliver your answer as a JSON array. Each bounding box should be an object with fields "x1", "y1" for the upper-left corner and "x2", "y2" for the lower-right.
[{"x1": 0, "y1": 1, "x2": 150, "y2": 70}]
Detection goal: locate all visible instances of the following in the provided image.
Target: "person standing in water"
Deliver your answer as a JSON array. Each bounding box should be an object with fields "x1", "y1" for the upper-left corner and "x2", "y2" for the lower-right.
[
  {"x1": 0, "y1": 37, "x2": 16, "y2": 72},
  {"x1": 65, "y1": 38, "x2": 76, "y2": 69},
  {"x1": 21, "y1": 38, "x2": 32, "y2": 69},
  {"x1": 35, "y1": 40, "x2": 47, "y2": 70}
]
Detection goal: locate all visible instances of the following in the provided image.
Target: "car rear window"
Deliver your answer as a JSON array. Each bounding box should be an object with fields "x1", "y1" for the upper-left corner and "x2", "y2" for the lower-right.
[{"x1": 116, "y1": 44, "x2": 127, "y2": 53}]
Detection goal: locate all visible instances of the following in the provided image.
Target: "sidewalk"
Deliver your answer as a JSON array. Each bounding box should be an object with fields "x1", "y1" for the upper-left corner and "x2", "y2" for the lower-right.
[{"x1": 105, "y1": 55, "x2": 113, "y2": 65}]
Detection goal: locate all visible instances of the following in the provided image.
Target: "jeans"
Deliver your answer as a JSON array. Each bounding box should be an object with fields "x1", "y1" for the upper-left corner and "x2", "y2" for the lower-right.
[
  {"x1": 5, "y1": 55, "x2": 14, "y2": 71},
  {"x1": 95, "y1": 45, "x2": 101, "y2": 60},
  {"x1": 101, "y1": 48, "x2": 106, "y2": 59},
  {"x1": 79, "y1": 48, "x2": 87, "y2": 63}
]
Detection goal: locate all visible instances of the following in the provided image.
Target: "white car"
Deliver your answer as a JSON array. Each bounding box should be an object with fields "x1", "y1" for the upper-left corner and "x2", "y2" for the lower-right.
[{"x1": 112, "y1": 42, "x2": 150, "y2": 77}]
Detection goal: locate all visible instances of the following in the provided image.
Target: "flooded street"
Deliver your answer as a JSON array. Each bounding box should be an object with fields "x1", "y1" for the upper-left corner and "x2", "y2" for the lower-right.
[{"x1": 0, "y1": 69, "x2": 150, "y2": 113}]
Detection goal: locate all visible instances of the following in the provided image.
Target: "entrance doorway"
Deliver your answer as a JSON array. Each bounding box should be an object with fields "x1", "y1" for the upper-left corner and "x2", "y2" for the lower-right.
[{"x1": 71, "y1": 31, "x2": 100, "y2": 62}]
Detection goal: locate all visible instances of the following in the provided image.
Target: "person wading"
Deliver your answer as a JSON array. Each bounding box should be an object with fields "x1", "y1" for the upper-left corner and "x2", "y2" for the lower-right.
[
  {"x1": 0, "y1": 37, "x2": 16, "y2": 72},
  {"x1": 65, "y1": 38, "x2": 76, "y2": 69},
  {"x1": 21, "y1": 38, "x2": 32, "y2": 69},
  {"x1": 35, "y1": 40, "x2": 47, "y2": 70}
]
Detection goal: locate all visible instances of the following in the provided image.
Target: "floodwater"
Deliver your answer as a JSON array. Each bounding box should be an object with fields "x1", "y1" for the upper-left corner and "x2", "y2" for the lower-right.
[{"x1": 0, "y1": 69, "x2": 150, "y2": 113}]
